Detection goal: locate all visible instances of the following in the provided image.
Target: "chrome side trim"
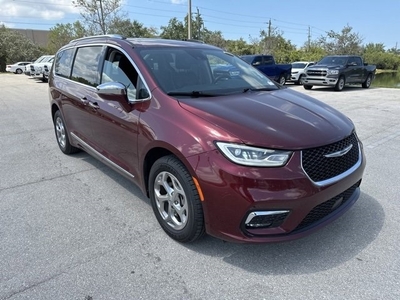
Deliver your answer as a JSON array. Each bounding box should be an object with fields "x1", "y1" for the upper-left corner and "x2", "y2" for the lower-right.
[
  {"x1": 245, "y1": 211, "x2": 290, "y2": 225},
  {"x1": 71, "y1": 133, "x2": 135, "y2": 180}
]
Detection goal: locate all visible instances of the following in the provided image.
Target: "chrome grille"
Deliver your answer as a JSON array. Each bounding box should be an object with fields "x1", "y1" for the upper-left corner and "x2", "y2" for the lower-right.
[
  {"x1": 302, "y1": 133, "x2": 360, "y2": 182},
  {"x1": 306, "y1": 69, "x2": 327, "y2": 76}
]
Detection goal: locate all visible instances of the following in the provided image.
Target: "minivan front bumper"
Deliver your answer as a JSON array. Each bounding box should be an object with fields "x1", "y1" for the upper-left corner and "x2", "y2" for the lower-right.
[{"x1": 188, "y1": 141, "x2": 366, "y2": 243}]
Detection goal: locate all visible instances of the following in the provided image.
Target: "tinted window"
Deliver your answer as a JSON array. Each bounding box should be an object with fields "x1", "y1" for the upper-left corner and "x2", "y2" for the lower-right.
[
  {"x1": 101, "y1": 49, "x2": 139, "y2": 100},
  {"x1": 71, "y1": 46, "x2": 103, "y2": 86},
  {"x1": 263, "y1": 56, "x2": 274, "y2": 65},
  {"x1": 355, "y1": 57, "x2": 362, "y2": 66},
  {"x1": 292, "y1": 63, "x2": 307, "y2": 68},
  {"x1": 54, "y1": 48, "x2": 75, "y2": 78}
]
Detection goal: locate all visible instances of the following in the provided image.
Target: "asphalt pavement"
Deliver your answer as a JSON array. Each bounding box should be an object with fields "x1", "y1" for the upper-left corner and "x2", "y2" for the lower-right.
[{"x1": 1, "y1": 74, "x2": 399, "y2": 299}]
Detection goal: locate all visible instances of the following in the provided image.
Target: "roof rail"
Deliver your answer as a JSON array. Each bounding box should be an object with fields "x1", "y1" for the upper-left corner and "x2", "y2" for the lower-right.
[
  {"x1": 182, "y1": 38, "x2": 204, "y2": 43},
  {"x1": 70, "y1": 34, "x2": 126, "y2": 43}
]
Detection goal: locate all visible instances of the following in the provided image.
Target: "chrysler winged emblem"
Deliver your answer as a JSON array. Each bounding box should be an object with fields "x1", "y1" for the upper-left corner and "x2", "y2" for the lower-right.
[{"x1": 324, "y1": 144, "x2": 353, "y2": 158}]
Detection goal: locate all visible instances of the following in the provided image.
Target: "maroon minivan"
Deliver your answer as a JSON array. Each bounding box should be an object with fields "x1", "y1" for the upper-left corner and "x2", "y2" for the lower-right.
[{"x1": 49, "y1": 35, "x2": 365, "y2": 243}]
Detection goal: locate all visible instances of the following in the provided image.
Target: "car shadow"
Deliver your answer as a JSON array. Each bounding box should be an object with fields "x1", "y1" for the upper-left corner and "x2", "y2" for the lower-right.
[
  {"x1": 74, "y1": 152, "x2": 383, "y2": 276},
  {"x1": 185, "y1": 191, "x2": 383, "y2": 275},
  {"x1": 290, "y1": 85, "x2": 377, "y2": 93}
]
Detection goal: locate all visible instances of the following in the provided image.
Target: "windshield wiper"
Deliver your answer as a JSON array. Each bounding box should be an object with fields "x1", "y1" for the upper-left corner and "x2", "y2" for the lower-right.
[
  {"x1": 243, "y1": 87, "x2": 277, "y2": 93},
  {"x1": 167, "y1": 91, "x2": 218, "y2": 98}
]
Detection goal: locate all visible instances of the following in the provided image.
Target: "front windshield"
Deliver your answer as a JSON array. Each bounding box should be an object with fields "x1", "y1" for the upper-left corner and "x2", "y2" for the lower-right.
[
  {"x1": 139, "y1": 48, "x2": 278, "y2": 96},
  {"x1": 291, "y1": 63, "x2": 307, "y2": 69},
  {"x1": 317, "y1": 56, "x2": 347, "y2": 66}
]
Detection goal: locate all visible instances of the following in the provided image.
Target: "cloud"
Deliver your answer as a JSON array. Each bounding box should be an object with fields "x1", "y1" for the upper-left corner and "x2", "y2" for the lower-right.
[
  {"x1": 171, "y1": 0, "x2": 187, "y2": 4},
  {"x1": 0, "y1": 0, "x2": 79, "y2": 21}
]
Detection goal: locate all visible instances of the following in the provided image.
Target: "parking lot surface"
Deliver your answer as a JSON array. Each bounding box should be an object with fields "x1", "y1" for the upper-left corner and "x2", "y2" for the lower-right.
[{"x1": 1, "y1": 74, "x2": 399, "y2": 299}]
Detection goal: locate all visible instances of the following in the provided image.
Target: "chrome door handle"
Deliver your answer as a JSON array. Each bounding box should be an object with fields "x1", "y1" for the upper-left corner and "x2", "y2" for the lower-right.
[{"x1": 88, "y1": 101, "x2": 99, "y2": 109}]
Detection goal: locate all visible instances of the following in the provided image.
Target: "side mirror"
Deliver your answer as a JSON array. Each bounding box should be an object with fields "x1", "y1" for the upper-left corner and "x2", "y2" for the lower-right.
[
  {"x1": 96, "y1": 82, "x2": 127, "y2": 96},
  {"x1": 252, "y1": 61, "x2": 261, "y2": 66}
]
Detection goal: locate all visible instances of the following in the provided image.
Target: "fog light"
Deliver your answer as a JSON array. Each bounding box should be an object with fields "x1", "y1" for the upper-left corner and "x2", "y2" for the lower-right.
[{"x1": 245, "y1": 211, "x2": 289, "y2": 229}]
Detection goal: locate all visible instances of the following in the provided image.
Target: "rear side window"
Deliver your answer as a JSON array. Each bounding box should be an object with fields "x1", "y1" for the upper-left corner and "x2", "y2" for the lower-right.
[
  {"x1": 71, "y1": 46, "x2": 103, "y2": 86},
  {"x1": 54, "y1": 48, "x2": 75, "y2": 78}
]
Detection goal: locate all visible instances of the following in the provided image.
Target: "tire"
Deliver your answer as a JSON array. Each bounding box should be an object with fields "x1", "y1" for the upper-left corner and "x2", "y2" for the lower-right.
[
  {"x1": 149, "y1": 155, "x2": 205, "y2": 243},
  {"x1": 362, "y1": 74, "x2": 372, "y2": 88},
  {"x1": 278, "y1": 75, "x2": 286, "y2": 85},
  {"x1": 334, "y1": 76, "x2": 345, "y2": 91},
  {"x1": 297, "y1": 74, "x2": 305, "y2": 85},
  {"x1": 303, "y1": 85, "x2": 313, "y2": 90},
  {"x1": 53, "y1": 110, "x2": 80, "y2": 154},
  {"x1": 15, "y1": 68, "x2": 23, "y2": 74}
]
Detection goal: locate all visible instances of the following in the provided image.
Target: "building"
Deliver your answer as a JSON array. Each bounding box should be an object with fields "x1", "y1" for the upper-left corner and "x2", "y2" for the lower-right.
[{"x1": 11, "y1": 29, "x2": 49, "y2": 47}]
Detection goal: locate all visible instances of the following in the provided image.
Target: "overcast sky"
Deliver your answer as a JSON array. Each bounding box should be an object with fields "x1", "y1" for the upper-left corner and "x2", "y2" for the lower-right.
[{"x1": 1, "y1": 0, "x2": 399, "y2": 49}]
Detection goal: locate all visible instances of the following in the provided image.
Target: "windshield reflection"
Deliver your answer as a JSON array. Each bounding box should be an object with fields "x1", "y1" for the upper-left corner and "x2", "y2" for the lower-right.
[{"x1": 139, "y1": 48, "x2": 279, "y2": 96}]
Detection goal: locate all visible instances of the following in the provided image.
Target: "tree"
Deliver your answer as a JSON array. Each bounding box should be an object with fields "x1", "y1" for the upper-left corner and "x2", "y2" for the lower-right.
[
  {"x1": 108, "y1": 19, "x2": 158, "y2": 37},
  {"x1": 73, "y1": 0, "x2": 123, "y2": 35},
  {"x1": 0, "y1": 25, "x2": 44, "y2": 71},
  {"x1": 47, "y1": 21, "x2": 87, "y2": 53},
  {"x1": 202, "y1": 30, "x2": 226, "y2": 49},
  {"x1": 318, "y1": 25, "x2": 364, "y2": 55},
  {"x1": 160, "y1": 18, "x2": 186, "y2": 40},
  {"x1": 298, "y1": 41, "x2": 327, "y2": 62},
  {"x1": 225, "y1": 38, "x2": 254, "y2": 55}
]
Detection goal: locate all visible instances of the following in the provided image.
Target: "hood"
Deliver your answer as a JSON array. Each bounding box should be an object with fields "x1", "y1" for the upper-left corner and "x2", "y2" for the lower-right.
[
  {"x1": 309, "y1": 64, "x2": 343, "y2": 69},
  {"x1": 178, "y1": 88, "x2": 354, "y2": 150}
]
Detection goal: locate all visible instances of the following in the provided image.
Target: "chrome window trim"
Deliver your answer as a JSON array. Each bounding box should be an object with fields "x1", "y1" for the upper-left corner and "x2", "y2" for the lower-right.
[{"x1": 53, "y1": 42, "x2": 152, "y2": 102}]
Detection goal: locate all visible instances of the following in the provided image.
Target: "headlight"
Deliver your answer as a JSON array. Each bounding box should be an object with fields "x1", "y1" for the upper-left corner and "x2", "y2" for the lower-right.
[
  {"x1": 215, "y1": 142, "x2": 292, "y2": 167},
  {"x1": 327, "y1": 70, "x2": 339, "y2": 75}
]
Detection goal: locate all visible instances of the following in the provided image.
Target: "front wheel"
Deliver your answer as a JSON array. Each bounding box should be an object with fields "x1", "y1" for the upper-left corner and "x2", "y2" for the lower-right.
[
  {"x1": 53, "y1": 110, "x2": 80, "y2": 154},
  {"x1": 149, "y1": 155, "x2": 205, "y2": 243},
  {"x1": 15, "y1": 68, "x2": 23, "y2": 74},
  {"x1": 334, "y1": 76, "x2": 345, "y2": 91},
  {"x1": 297, "y1": 74, "x2": 305, "y2": 85},
  {"x1": 362, "y1": 74, "x2": 372, "y2": 88},
  {"x1": 303, "y1": 85, "x2": 313, "y2": 90}
]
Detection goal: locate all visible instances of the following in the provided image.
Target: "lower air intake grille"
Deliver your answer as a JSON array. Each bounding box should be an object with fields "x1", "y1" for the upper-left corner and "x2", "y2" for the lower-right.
[{"x1": 294, "y1": 180, "x2": 361, "y2": 232}]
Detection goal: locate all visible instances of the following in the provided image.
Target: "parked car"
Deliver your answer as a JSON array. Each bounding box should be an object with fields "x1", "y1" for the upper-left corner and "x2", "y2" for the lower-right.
[
  {"x1": 24, "y1": 55, "x2": 53, "y2": 76},
  {"x1": 31, "y1": 56, "x2": 54, "y2": 81},
  {"x1": 303, "y1": 55, "x2": 376, "y2": 91},
  {"x1": 240, "y1": 55, "x2": 292, "y2": 85},
  {"x1": 6, "y1": 61, "x2": 31, "y2": 74},
  {"x1": 289, "y1": 61, "x2": 315, "y2": 84},
  {"x1": 49, "y1": 35, "x2": 366, "y2": 243},
  {"x1": 29, "y1": 55, "x2": 54, "y2": 79}
]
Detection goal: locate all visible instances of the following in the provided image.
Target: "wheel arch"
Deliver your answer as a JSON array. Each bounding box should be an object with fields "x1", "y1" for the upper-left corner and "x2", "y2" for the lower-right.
[{"x1": 142, "y1": 146, "x2": 196, "y2": 198}]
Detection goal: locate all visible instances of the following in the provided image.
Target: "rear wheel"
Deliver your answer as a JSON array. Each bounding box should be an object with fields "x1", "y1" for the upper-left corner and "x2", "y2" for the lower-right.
[
  {"x1": 149, "y1": 155, "x2": 205, "y2": 243},
  {"x1": 303, "y1": 85, "x2": 313, "y2": 90},
  {"x1": 278, "y1": 75, "x2": 286, "y2": 85},
  {"x1": 334, "y1": 76, "x2": 345, "y2": 91},
  {"x1": 15, "y1": 68, "x2": 23, "y2": 74},
  {"x1": 53, "y1": 110, "x2": 80, "y2": 154},
  {"x1": 362, "y1": 74, "x2": 372, "y2": 88}
]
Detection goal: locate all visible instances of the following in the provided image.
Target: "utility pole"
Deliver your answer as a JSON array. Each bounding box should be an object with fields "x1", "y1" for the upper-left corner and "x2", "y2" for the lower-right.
[
  {"x1": 188, "y1": 0, "x2": 192, "y2": 39},
  {"x1": 197, "y1": 7, "x2": 200, "y2": 40},
  {"x1": 308, "y1": 26, "x2": 311, "y2": 50},
  {"x1": 268, "y1": 18, "x2": 271, "y2": 38},
  {"x1": 98, "y1": 0, "x2": 106, "y2": 34}
]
